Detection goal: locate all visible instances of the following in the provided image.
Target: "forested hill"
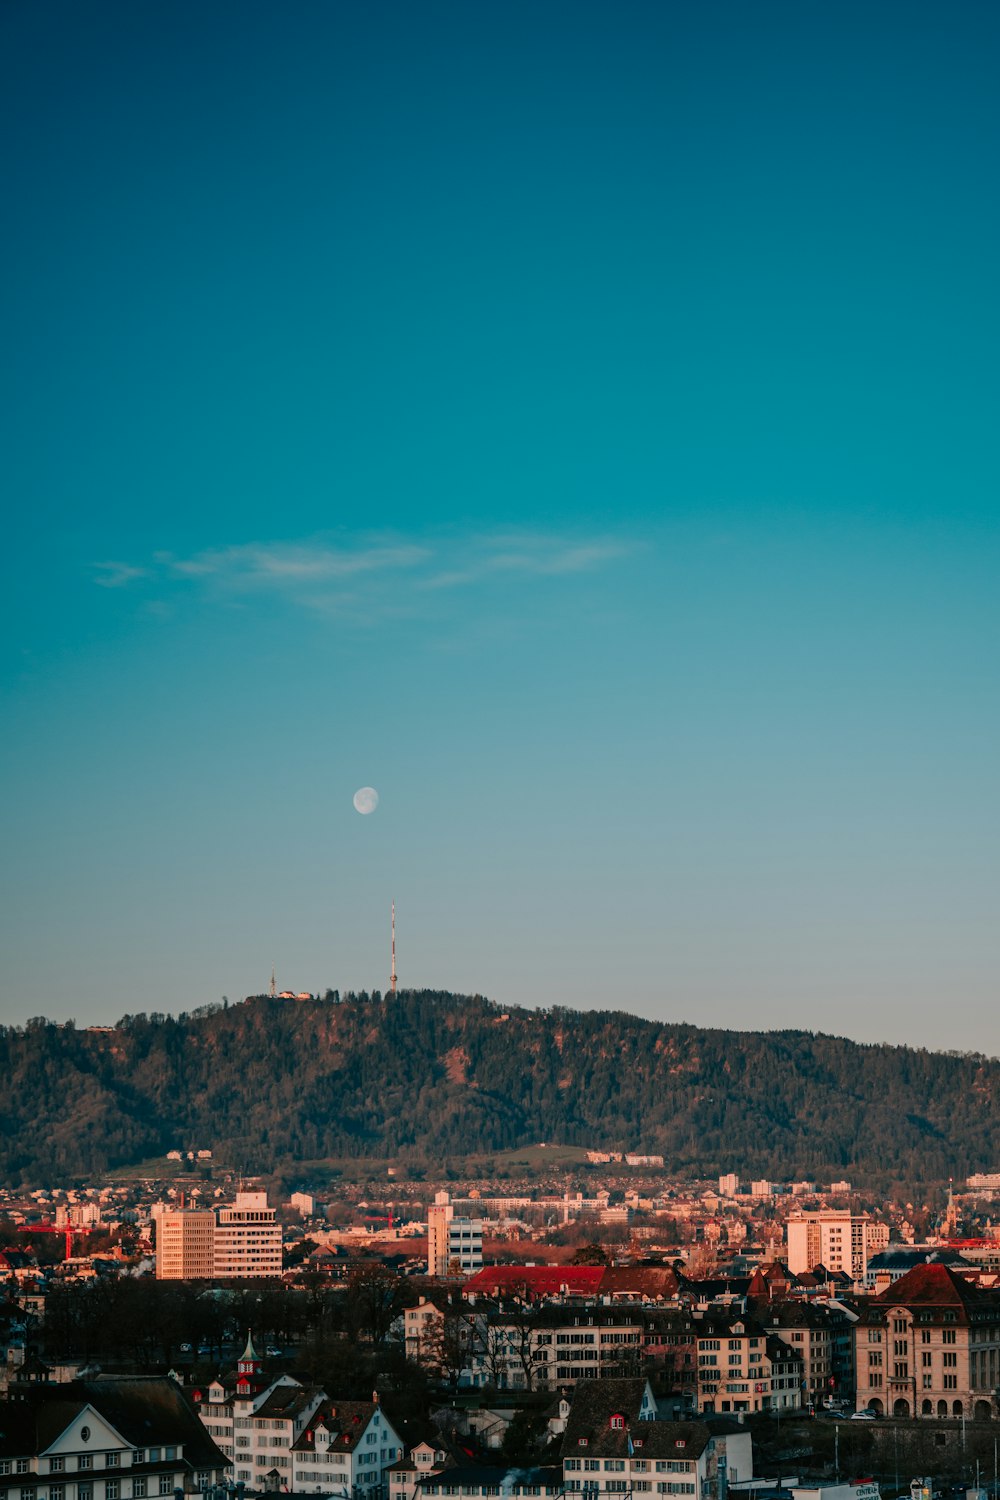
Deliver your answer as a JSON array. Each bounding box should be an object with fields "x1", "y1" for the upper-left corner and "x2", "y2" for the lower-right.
[{"x1": 1, "y1": 991, "x2": 996, "y2": 1186}]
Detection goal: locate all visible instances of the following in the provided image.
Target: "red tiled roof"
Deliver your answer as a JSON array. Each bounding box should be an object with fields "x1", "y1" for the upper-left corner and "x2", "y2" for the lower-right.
[
  {"x1": 875, "y1": 1261, "x2": 985, "y2": 1307},
  {"x1": 463, "y1": 1265, "x2": 606, "y2": 1297}
]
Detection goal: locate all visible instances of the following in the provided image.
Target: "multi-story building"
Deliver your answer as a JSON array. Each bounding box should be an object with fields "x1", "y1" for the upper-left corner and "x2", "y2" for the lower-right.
[
  {"x1": 155, "y1": 1193, "x2": 281, "y2": 1281},
  {"x1": 427, "y1": 1195, "x2": 483, "y2": 1278},
  {"x1": 155, "y1": 1209, "x2": 215, "y2": 1280},
  {"x1": 213, "y1": 1192, "x2": 282, "y2": 1279},
  {"x1": 760, "y1": 1301, "x2": 855, "y2": 1405},
  {"x1": 692, "y1": 1314, "x2": 803, "y2": 1416},
  {"x1": 0, "y1": 1377, "x2": 229, "y2": 1500},
  {"x1": 853, "y1": 1261, "x2": 1000, "y2": 1420},
  {"x1": 388, "y1": 1439, "x2": 452, "y2": 1500},
  {"x1": 292, "y1": 1401, "x2": 403, "y2": 1499},
  {"x1": 786, "y1": 1212, "x2": 889, "y2": 1282},
  {"x1": 559, "y1": 1378, "x2": 753, "y2": 1498}
]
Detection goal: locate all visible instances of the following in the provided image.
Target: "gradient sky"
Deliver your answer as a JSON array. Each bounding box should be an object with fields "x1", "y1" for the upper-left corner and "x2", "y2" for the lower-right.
[{"x1": 2, "y1": 1, "x2": 998, "y2": 1053}]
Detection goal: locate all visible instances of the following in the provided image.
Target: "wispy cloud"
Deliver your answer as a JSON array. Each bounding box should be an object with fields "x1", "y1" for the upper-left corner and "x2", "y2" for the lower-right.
[
  {"x1": 94, "y1": 530, "x2": 633, "y2": 622},
  {"x1": 94, "y1": 561, "x2": 148, "y2": 588}
]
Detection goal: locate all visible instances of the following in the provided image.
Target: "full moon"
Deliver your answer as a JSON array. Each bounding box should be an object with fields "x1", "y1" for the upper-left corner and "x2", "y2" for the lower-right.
[{"x1": 353, "y1": 786, "x2": 379, "y2": 815}]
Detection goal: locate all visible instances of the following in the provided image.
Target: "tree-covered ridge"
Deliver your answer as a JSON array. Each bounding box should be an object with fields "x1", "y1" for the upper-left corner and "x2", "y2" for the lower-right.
[{"x1": 1, "y1": 991, "x2": 996, "y2": 1185}]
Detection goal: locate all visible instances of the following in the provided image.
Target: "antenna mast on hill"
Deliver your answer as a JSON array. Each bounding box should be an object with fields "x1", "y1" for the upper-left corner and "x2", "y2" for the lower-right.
[
  {"x1": 269, "y1": 964, "x2": 276, "y2": 999},
  {"x1": 390, "y1": 901, "x2": 397, "y2": 996}
]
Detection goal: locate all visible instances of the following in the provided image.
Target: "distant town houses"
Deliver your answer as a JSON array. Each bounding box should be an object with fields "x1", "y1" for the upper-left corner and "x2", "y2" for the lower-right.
[{"x1": 195, "y1": 1334, "x2": 404, "y2": 1494}]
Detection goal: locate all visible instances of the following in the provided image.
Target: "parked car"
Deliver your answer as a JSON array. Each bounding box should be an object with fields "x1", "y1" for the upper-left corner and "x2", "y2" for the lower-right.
[{"x1": 850, "y1": 1409, "x2": 877, "y2": 1420}]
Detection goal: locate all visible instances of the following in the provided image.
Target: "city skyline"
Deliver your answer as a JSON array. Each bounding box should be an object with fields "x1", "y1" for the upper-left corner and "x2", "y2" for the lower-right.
[{"x1": 2, "y1": 2, "x2": 998, "y2": 1052}]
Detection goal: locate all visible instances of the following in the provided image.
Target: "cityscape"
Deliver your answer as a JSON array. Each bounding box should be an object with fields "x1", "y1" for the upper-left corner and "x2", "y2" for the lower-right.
[{"x1": 3, "y1": 6, "x2": 999, "y2": 1500}]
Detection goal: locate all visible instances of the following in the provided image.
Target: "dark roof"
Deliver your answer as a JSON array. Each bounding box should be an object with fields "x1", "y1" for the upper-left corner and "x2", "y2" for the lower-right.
[
  {"x1": 560, "y1": 1379, "x2": 650, "y2": 1456},
  {"x1": 253, "y1": 1385, "x2": 322, "y2": 1422},
  {"x1": 292, "y1": 1401, "x2": 382, "y2": 1453},
  {"x1": 0, "y1": 1380, "x2": 227, "y2": 1472}
]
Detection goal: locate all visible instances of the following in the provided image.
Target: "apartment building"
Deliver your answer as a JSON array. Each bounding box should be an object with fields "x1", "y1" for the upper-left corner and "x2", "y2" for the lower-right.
[
  {"x1": 786, "y1": 1213, "x2": 889, "y2": 1282},
  {"x1": 473, "y1": 1308, "x2": 647, "y2": 1391},
  {"x1": 197, "y1": 1336, "x2": 403, "y2": 1495},
  {"x1": 213, "y1": 1192, "x2": 282, "y2": 1279},
  {"x1": 560, "y1": 1378, "x2": 753, "y2": 1499},
  {"x1": 154, "y1": 1209, "x2": 215, "y2": 1280},
  {"x1": 156, "y1": 1192, "x2": 281, "y2": 1281},
  {"x1": 692, "y1": 1315, "x2": 803, "y2": 1416},
  {"x1": 291, "y1": 1401, "x2": 403, "y2": 1498},
  {"x1": 853, "y1": 1261, "x2": 1000, "y2": 1420},
  {"x1": 389, "y1": 1440, "x2": 452, "y2": 1500},
  {"x1": 427, "y1": 1195, "x2": 483, "y2": 1277}
]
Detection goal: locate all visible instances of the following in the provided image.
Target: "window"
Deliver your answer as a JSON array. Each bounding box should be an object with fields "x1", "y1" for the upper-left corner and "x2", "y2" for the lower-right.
[
  {"x1": 51, "y1": 1488, "x2": 65, "y2": 1500},
  {"x1": 0, "y1": 1464, "x2": 10, "y2": 1477},
  {"x1": 107, "y1": 1483, "x2": 120, "y2": 1500},
  {"x1": 944, "y1": 1375, "x2": 957, "y2": 1390},
  {"x1": 943, "y1": 1353, "x2": 957, "y2": 1368},
  {"x1": 78, "y1": 1487, "x2": 92, "y2": 1500},
  {"x1": 158, "y1": 1479, "x2": 172, "y2": 1496},
  {"x1": 922, "y1": 1353, "x2": 932, "y2": 1367},
  {"x1": 943, "y1": 1330, "x2": 957, "y2": 1345},
  {"x1": 106, "y1": 1458, "x2": 120, "y2": 1471},
  {"x1": 51, "y1": 1462, "x2": 65, "y2": 1476},
  {"x1": 18, "y1": 1463, "x2": 31, "y2": 1476},
  {"x1": 921, "y1": 1331, "x2": 931, "y2": 1344},
  {"x1": 134, "y1": 1480, "x2": 147, "y2": 1498}
]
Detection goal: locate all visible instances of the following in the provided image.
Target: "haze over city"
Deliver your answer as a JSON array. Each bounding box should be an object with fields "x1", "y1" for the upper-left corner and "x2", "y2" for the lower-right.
[{"x1": 2, "y1": 2, "x2": 998, "y2": 1053}]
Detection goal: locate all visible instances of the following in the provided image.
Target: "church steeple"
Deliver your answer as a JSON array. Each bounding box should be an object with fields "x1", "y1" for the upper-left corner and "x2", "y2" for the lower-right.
[{"x1": 238, "y1": 1331, "x2": 263, "y2": 1377}]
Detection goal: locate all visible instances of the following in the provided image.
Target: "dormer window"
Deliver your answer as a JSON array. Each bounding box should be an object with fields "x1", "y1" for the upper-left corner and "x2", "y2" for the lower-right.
[
  {"x1": 610, "y1": 1416, "x2": 625, "y2": 1430},
  {"x1": 633, "y1": 1440, "x2": 644, "y2": 1450},
  {"x1": 578, "y1": 1439, "x2": 588, "y2": 1448},
  {"x1": 674, "y1": 1441, "x2": 686, "y2": 1451}
]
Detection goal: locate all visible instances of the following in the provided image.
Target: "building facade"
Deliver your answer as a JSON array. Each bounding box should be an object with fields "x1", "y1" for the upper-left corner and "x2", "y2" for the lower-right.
[
  {"x1": 156, "y1": 1193, "x2": 282, "y2": 1281},
  {"x1": 786, "y1": 1213, "x2": 888, "y2": 1282},
  {"x1": 853, "y1": 1262, "x2": 1000, "y2": 1420}
]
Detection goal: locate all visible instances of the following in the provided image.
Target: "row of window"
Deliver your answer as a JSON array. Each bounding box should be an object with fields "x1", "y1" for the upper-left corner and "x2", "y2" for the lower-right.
[
  {"x1": 4, "y1": 1478, "x2": 176, "y2": 1500},
  {"x1": 565, "y1": 1462, "x2": 690, "y2": 1474}
]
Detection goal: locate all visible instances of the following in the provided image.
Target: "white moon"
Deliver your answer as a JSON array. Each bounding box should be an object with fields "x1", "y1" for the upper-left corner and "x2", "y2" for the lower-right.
[{"x1": 353, "y1": 786, "x2": 379, "y2": 815}]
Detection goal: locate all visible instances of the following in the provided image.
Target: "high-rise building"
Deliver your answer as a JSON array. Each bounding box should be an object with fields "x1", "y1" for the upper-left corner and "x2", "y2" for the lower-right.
[
  {"x1": 156, "y1": 1207, "x2": 216, "y2": 1279},
  {"x1": 427, "y1": 1191, "x2": 483, "y2": 1276},
  {"x1": 155, "y1": 1191, "x2": 282, "y2": 1280},
  {"x1": 214, "y1": 1191, "x2": 283, "y2": 1278},
  {"x1": 786, "y1": 1211, "x2": 888, "y2": 1280}
]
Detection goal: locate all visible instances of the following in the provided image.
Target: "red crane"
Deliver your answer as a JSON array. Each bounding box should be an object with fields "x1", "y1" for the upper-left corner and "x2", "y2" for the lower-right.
[{"x1": 17, "y1": 1223, "x2": 99, "y2": 1259}]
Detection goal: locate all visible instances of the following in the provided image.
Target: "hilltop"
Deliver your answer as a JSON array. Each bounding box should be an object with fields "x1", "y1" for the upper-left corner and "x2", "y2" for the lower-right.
[{"x1": 0, "y1": 990, "x2": 996, "y2": 1185}]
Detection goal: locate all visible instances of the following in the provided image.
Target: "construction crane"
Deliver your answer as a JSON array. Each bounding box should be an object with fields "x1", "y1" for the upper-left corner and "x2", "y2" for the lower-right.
[{"x1": 17, "y1": 1223, "x2": 100, "y2": 1260}]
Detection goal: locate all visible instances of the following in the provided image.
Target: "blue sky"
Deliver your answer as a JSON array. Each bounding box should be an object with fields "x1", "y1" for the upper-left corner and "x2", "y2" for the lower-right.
[{"x1": 2, "y1": 1, "x2": 998, "y2": 1052}]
